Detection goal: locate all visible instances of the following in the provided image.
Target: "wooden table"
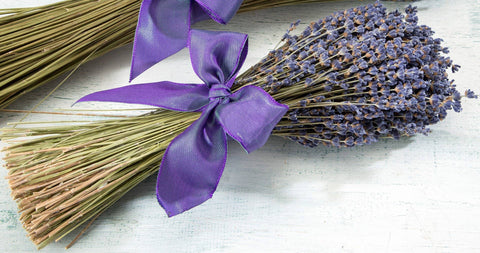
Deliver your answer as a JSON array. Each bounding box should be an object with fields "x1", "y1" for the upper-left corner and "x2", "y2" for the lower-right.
[{"x1": 1, "y1": 0, "x2": 479, "y2": 252}]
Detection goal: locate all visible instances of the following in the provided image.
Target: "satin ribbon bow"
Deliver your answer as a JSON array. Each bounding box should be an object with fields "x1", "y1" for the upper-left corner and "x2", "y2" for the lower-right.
[
  {"x1": 78, "y1": 30, "x2": 289, "y2": 217},
  {"x1": 130, "y1": 0, "x2": 244, "y2": 81}
]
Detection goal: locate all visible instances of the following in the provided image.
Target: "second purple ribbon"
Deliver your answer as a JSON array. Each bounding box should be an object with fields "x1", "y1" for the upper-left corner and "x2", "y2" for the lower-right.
[{"x1": 130, "y1": 0, "x2": 244, "y2": 81}]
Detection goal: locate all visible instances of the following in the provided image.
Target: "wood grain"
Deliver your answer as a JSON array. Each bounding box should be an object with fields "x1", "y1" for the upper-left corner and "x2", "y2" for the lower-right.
[{"x1": 1, "y1": 0, "x2": 479, "y2": 252}]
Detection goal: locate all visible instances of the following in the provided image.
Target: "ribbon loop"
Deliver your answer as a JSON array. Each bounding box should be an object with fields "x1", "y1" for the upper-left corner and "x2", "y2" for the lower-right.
[
  {"x1": 130, "y1": 0, "x2": 243, "y2": 81},
  {"x1": 215, "y1": 86, "x2": 289, "y2": 153},
  {"x1": 189, "y1": 29, "x2": 248, "y2": 87}
]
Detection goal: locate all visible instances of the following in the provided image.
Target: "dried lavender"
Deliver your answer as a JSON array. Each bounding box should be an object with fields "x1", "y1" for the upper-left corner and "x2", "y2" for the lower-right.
[
  {"x1": 235, "y1": 2, "x2": 474, "y2": 148},
  {"x1": 1, "y1": 1, "x2": 475, "y2": 248}
]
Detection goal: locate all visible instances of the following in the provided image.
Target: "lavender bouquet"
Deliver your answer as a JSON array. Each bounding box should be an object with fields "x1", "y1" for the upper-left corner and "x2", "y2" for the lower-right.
[
  {"x1": 235, "y1": 3, "x2": 477, "y2": 147},
  {"x1": 1, "y1": 2, "x2": 474, "y2": 249}
]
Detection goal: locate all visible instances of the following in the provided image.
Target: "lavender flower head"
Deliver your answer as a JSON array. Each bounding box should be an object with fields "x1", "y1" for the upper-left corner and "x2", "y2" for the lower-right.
[{"x1": 234, "y1": 2, "x2": 475, "y2": 148}]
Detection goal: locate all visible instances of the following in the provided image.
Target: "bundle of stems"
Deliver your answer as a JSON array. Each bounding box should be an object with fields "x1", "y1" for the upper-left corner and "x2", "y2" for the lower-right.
[
  {"x1": 2, "y1": 110, "x2": 198, "y2": 249},
  {"x1": 1, "y1": 2, "x2": 473, "y2": 249},
  {"x1": 0, "y1": 0, "x2": 337, "y2": 109}
]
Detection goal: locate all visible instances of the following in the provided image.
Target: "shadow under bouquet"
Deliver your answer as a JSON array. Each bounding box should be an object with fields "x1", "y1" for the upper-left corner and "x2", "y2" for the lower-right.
[{"x1": 1, "y1": 1, "x2": 475, "y2": 249}]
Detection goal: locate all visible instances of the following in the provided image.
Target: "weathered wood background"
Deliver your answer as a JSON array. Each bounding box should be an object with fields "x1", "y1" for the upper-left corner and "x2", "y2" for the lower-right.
[{"x1": 1, "y1": 0, "x2": 479, "y2": 252}]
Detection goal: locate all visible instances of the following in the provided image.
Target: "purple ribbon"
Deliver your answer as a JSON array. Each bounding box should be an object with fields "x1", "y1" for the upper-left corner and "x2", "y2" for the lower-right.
[
  {"x1": 78, "y1": 30, "x2": 289, "y2": 217},
  {"x1": 130, "y1": 0, "x2": 244, "y2": 81}
]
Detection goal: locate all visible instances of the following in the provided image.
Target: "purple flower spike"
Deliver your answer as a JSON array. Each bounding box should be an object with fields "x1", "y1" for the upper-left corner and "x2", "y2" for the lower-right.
[{"x1": 234, "y1": 2, "x2": 475, "y2": 148}]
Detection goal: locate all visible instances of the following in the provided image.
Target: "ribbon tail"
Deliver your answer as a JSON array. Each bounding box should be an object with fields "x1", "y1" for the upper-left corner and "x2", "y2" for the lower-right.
[
  {"x1": 215, "y1": 86, "x2": 289, "y2": 153},
  {"x1": 130, "y1": 0, "x2": 191, "y2": 81},
  {"x1": 76, "y1": 81, "x2": 210, "y2": 112},
  {"x1": 157, "y1": 103, "x2": 227, "y2": 217}
]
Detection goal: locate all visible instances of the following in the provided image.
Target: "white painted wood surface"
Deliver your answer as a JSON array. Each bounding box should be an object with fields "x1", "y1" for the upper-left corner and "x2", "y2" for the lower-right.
[{"x1": 1, "y1": 0, "x2": 480, "y2": 252}]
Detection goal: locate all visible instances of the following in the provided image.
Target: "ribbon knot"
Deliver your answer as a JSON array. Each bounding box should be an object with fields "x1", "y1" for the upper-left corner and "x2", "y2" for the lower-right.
[
  {"x1": 130, "y1": 0, "x2": 243, "y2": 81},
  {"x1": 209, "y1": 84, "x2": 231, "y2": 101},
  {"x1": 78, "y1": 30, "x2": 289, "y2": 217}
]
